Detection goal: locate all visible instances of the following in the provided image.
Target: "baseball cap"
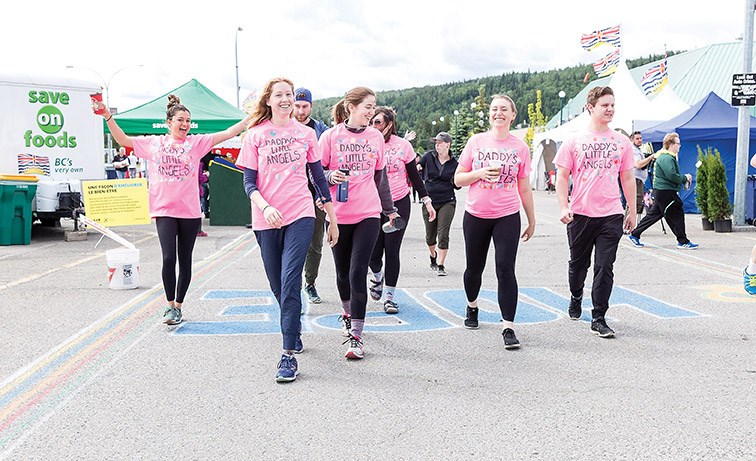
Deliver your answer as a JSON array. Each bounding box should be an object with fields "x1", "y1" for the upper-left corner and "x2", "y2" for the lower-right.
[
  {"x1": 295, "y1": 88, "x2": 312, "y2": 104},
  {"x1": 431, "y1": 132, "x2": 452, "y2": 143}
]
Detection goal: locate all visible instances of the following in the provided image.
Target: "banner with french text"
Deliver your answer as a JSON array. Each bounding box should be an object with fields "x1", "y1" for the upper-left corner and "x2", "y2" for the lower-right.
[{"x1": 82, "y1": 178, "x2": 150, "y2": 226}]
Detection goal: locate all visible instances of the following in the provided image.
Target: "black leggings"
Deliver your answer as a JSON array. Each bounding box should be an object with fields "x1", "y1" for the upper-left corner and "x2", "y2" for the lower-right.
[
  {"x1": 369, "y1": 194, "x2": 411, "y2": 287},
  {"x1": 329, "y1": 218, "x2": 380, "y2": 321},
  {"x1": 462, "y1": 211, "x2": 521, "y2": 322},
  {"x1": 155, "y1": 217, "x2": 201, "y2": 304}
]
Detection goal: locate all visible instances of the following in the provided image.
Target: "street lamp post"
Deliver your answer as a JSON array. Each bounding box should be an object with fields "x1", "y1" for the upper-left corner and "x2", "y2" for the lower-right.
[
  {"x1": 66, "y1": 64, "x2": 144, "y2": 110},
  {"x1": 558, "y1": 90, "x2": 566, "y2": 126},
  {"x1": 453, "y1": 109, "x2": 459, "y2": 147},
  {"x1": 66, "y1": 64, "x2": 144, "y2": 159},
  {"x1": 235, "y1": 26, "x2": 243, "y2": 109}
]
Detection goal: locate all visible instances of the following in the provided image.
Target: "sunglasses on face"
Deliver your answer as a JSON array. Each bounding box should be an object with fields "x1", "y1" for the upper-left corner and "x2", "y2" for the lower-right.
[{"x1": 371, "y1": 118, "x2": 386, "y2": 126}]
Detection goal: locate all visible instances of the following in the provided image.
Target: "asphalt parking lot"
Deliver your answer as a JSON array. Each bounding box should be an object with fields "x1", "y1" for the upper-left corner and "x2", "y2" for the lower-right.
[{"x1": 1, "y1": 190, "x2": 754, "y2": 460}]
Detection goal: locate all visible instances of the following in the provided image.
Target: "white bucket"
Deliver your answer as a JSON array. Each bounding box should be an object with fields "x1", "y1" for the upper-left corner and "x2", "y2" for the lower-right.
[{"x1": 106, "y1": 248, "x2": 140, "y2": 290}]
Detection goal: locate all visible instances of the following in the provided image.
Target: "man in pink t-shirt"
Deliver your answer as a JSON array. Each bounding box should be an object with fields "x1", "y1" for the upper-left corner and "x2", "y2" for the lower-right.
[{"x1": 555, "y1": 86, "x2": 636, "y2": 338}]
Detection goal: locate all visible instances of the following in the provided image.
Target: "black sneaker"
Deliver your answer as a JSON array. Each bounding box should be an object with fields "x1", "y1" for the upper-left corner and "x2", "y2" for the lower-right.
[
  {"x1": 464, "y1": 306, "x2": 479, "y2": 329},
  {"x1": 430, "y1": 252, "x2": 438, "y2": 271},
  {"x1": 568, "y1": 295, "x2": 582, "y2": 320},
  {"x1": 502, "y1": 328, "x2": 520, "y2": 349},
  {"x1": 590, "y1": 318, "x2": 615, "y2": 338},
  {"x1": 437, "y1": 265, "x2": 447, "y2": 276}
]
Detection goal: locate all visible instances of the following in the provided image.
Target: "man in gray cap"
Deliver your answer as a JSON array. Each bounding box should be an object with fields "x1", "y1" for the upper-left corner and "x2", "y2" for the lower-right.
[{"x1": 294, "y1": 88, "x2": 330, "y2": 304}]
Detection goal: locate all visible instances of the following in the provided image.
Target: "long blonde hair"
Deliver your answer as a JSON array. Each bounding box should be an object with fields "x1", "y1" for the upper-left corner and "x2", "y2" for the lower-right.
[
  {"x1": 331, "y1": 86, "x2": 375, "y2": 125},
  {"x1": 248, "y1": 77, "x2": 295, "y2": 129}
]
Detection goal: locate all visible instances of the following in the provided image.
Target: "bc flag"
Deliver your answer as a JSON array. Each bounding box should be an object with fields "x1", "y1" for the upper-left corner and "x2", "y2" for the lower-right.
[
  {"x1": 641, "y1": 57, "x2": 669, "y2": 95},
  {"x1": 581, "y1": 24, "x2": 621, "y2": 51}
]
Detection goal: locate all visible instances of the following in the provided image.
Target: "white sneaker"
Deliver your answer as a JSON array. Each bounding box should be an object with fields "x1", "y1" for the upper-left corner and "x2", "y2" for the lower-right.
[{"x1": 344, "y1": 336, "x2": 364, "y2": 359}]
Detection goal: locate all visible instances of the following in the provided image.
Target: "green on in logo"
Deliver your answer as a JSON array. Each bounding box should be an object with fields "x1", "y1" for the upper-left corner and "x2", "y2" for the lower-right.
[{"x1": 37, "y1": 105, "x2": 64, "y2": 134}]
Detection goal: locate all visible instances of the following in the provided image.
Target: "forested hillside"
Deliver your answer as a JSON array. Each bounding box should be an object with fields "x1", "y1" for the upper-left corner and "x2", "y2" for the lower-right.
[{"x1": 311, "y1": 53, "x2": 673, "y2": 152}]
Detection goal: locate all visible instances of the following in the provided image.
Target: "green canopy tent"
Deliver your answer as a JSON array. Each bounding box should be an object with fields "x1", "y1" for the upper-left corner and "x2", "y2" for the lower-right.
[{"x1": 105, "y1": 79, "x2": 245, "y2": 134}]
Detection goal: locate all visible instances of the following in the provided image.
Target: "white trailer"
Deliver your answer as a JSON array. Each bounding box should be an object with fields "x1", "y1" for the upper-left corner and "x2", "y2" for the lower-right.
[{"x1": 0, "y1": 73, "x2": 105, "y2": 225}]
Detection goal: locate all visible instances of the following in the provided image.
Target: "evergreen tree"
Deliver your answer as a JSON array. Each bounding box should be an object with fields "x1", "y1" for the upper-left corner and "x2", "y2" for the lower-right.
[
  {"x1": 449, "y1": 108, "x2": 471, "y2": 156},
  {"x1": 694, "y1": 146, "x2": 711, "y2": 219},
  {"x1": 706, "y1": 149, "x2": 733, "y2": 221}
]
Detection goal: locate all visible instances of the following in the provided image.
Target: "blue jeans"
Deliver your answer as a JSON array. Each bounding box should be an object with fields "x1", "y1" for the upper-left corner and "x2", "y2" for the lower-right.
[{"x1": 254, "y1": 217, "x2": 315, "y2": 351}]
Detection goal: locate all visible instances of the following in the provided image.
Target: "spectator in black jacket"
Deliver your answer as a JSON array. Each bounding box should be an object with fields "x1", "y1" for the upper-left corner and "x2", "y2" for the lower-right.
[{"x1": 417, "y1": 132, "x2": 459, "y2": 276}]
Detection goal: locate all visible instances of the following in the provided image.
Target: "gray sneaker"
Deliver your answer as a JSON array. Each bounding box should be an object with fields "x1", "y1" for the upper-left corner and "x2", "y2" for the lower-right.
[
  {"x1": 430, "y1": 252, "x2": 438, "y2": 271},
  {"x1": 437, "y1": 265, "x2": 447, "y2": 276},
  {"x1": 304, "y1": 284, "x2": 321, "y2": 304},
  {"x1": 163, "y1": 306, "x2": 182, "y2": 325}
]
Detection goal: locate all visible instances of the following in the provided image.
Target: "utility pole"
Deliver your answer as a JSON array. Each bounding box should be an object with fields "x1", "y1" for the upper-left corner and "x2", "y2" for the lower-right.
[{"x1": 735, "y1": 0, "x2": 755, "y2": 225}]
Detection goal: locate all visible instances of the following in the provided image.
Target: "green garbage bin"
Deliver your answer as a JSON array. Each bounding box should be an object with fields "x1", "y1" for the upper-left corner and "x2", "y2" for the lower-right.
[
  {"x1": 208, "y1": 160, "x2": 251, "y2": 226},
  {"x1": 0, "y1": 174, "x2": 39, "y2": 245}
]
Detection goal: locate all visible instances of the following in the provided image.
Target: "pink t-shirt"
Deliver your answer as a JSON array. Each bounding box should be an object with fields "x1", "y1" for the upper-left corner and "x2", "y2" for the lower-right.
[
  {"x1": 555, "y1": 128, "x2": 634, "y2": 217},
  {"x1": 458, "y1": 132, "x2": 531, "y2": 219},
  {"x1": 131, "y1": 134, "x2": 214, "y2": 218},
  {"x1": 236, "y1": 119, "x2": 319, "y2": 231},
  {"x1": 319, "y1": 124, "x2": 386, "y2": 225},
  {"x1": 384, "y1": 134, "x2": 416, "y2": 201}
]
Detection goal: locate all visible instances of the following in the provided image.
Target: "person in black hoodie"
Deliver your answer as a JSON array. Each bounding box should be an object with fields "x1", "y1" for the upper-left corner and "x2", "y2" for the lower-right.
[{"x1": 417, "y1": 132, "x2": 459, "y2": 276}]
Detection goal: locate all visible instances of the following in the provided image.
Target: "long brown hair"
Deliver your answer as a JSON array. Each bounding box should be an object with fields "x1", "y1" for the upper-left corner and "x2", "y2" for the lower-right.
[
  {"x1": 331, "y1": 86, "x2": 375, "y2": 125},
  {"x1": 166, "y1": 94, "x2": 190, "y2": 120},
  {"x1": 373, "y1": 106, "x2": 397, "y2": 141},
  {"x1": 249, "y1": 77, "x2": 295, "y2": 129}
]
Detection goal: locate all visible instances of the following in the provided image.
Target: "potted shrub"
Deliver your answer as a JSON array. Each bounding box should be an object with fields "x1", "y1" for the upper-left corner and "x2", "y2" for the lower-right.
[
  {"x1": 706, "y1": 149, "x2": 733, "y2": 233},
  {"x1": 695, "y1": 146, "x2": 714, "y2": 230}
]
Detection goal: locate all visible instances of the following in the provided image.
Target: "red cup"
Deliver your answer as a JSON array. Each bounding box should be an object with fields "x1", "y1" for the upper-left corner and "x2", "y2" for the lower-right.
[{"x1": 90, "y1": 93, "x2": 105, "y2": 115}]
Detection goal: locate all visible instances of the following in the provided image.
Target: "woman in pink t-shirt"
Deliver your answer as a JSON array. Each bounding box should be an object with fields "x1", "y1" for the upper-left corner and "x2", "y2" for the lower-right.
[
  {"x1": 237, "y1": 77, "x2": 338, "y2": 382},
  {"x1": 319, "y1": 87, "x2": 399, "y2": 360},
  {"x1": 454, "y1": 94, "x2": 536, "y2": 350},
  {"x1": 98, "y1": 95, "x2": 251, "y2": 326},
  {"x1": 367, "y1": 106, "x2": 436, "y2": 314}
]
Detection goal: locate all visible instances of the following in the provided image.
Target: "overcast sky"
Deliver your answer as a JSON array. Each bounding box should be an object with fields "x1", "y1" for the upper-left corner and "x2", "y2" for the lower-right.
[{"x1": 2, "y1": 0, "x2": 749, "y2": 112}]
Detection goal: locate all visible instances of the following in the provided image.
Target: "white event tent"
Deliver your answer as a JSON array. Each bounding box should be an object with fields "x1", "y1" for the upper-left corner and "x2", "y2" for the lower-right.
[{"x1": 633, "y1": 85, "x2": 691, "y2": 132}]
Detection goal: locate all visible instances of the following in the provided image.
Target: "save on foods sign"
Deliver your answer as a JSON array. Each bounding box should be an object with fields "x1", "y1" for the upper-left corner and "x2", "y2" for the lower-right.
[{"x1": 0, "y1": 75, "x2": 105, "y2": 180}]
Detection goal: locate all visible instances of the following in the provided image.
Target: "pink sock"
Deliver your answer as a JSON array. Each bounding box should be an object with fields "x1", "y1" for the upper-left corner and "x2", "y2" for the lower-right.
[
  {"x1": 351, "y1": 319, "x2": 365, "y2": 339},
  {"x1": 341, "y1": 300, "x2": 351, "y2": 316}
]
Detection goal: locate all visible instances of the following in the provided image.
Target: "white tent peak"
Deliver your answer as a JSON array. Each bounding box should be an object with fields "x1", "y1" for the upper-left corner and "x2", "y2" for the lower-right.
[{"x1": 633, "y1": 85, "x2": 691, "y2": 132}]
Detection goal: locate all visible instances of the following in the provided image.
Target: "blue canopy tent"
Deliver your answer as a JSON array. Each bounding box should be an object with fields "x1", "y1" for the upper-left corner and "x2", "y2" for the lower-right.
[{"x1": 641, "y1": 92, "x2": 756, "y2": 213}]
